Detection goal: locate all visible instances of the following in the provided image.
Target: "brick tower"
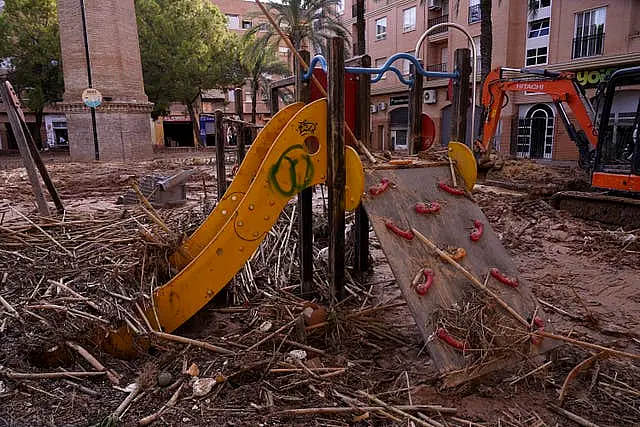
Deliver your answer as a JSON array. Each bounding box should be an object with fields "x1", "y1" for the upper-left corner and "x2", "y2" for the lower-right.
[{"x1": 57, "y1": 0, "x2": 153, "y2": 161}]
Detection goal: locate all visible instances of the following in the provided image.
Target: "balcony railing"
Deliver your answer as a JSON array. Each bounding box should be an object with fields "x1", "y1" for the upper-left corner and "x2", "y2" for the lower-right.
[
  {"x1": 468, "y1": 4, "x2": 481, "y2": 24},
  {"x1": 572, "y1": 33, "x2": 605, "y2": 59},
  {"x1": 427, "y1": 15, "x2": 449, "y2": 34},
  {"x1": 426, "y1": 63, "x2": 447, "y2": 73}
]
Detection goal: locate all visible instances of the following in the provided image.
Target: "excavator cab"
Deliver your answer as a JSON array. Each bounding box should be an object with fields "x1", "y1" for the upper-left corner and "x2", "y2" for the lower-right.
[{"x1": 592, "y1": 66, "x2": 640, "y2": 193}]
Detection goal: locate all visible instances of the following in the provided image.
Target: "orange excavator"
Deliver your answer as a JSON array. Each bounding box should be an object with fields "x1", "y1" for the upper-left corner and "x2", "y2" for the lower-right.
[{"x1": 474, "y1": 66, "x2": 640, "y2": 227}]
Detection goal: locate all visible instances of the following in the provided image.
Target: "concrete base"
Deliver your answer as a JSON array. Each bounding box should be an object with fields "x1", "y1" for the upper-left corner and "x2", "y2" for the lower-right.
[{"x1": 61, "y1": 102, "x2": 153, "y2": 162}]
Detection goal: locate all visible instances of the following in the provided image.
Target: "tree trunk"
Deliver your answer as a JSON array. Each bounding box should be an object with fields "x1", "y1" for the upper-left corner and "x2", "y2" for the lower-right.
[
  {"x1": 33, "y1": 109, "x2": 44, "y2": 149},
  {"x1": 251, "y1": 78, "x2": 258, "y2": 124},
  {"x1": 186, "y1": 101, "x2": 201, "y2": 147},
  {"x1": 479, "y1": 0, "x2": 493, "y2": 87}
]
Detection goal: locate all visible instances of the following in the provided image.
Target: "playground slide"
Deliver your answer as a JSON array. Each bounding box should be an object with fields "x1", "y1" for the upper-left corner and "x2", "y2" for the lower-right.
[
  {"x1": 170, "y1": 102, "x2": 305, "y2": 269},
  {"x1": 150, "y1": 99, "x2": 365, "y2": 332}
]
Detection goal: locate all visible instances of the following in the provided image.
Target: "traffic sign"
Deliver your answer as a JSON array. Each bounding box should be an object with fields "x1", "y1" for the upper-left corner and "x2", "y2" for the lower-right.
[{"x1": 82, "y1": 88, "x2": 103, "y2": 108}]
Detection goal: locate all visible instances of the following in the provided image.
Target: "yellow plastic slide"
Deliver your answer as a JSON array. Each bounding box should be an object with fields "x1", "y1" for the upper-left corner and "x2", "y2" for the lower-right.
[
  {"x1": 170, "y1": 102, "x2": 305, "y2": 269},
  {"x1": 150, "y1": 99, "x2": 365, "y2": 332}
]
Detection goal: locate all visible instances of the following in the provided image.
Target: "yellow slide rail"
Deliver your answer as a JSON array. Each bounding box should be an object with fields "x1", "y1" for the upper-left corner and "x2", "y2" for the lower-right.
[{"x1": 149, "y1": 99, "x2": 364, "y2": 332}]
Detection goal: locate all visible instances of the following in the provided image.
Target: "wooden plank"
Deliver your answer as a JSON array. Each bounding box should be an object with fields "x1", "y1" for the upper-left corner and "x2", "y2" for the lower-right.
[
  {"x1": 0, "y1": 82, "x2": 49, "y2": 216},
  {"x1": 408, "y1": 61, "x2": 424, "y2": 154},
  {"x1": 215, "y1": 110, "x2": 227, "y2": 199},
  {"x1": 362, "y1": 166, "x2": 545, "y2": 378},
  {"x1": 354, "y1": 54, "x2": 371, "y2": 274},
  {"x1": 234, "y1": 88, "x2": 246, "y2": 165},
  {"x1": 450, "y1": 49, "x2": 471, "y2": 143},
  {"x1": 296, "y1": 50, "x2": 314, "y2": 295},
  {"x1": 328, "y1": 38, "x2": 346, "y2": 301}
]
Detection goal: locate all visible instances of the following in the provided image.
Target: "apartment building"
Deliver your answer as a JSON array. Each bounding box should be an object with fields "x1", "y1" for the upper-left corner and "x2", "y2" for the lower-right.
[
  {"x1": 341, "y1": 0, "x2": 640, "y2": 162},
  {"x1": 155, "y1": 0, "x2": 292, "y2": 147}
]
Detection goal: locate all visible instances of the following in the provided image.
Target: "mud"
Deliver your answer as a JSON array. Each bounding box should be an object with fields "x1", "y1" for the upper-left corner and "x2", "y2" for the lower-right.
[{"x1": 0, "y1": 152, "x2": 638, "y2": 426}]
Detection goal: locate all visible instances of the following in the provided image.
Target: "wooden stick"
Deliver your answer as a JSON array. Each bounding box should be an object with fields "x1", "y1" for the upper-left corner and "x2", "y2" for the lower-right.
[
  {"x1": 5, "y1": 371, "x2": 106, "y2": 379},
  {"x1": 270, "y1": 367, "x2": 345, "y2": 373},
  {"x1": 9, "y1": 207, "x2": 72, "y2": 256},
  {"x1": 358, "y1": 391, "x2": 434, "y2": 427},
  {"x1": 114, "y1": 383, "x2": 141, "y2": 419},
  {"x1": 153, "y1": 331, "x2": 235, "y2": 356},
  {"x1": 51, "y1": 280, "x2": 100, "y2": 311},
  {"x1": 509, "y1": 360, "x2": 553, "y2": 386},
  {"x1": 274, "y1": 405, "x2": 457, "y2": 416},
  {"x1": 559, "y1": 351, "x2": 608, "y2": 403},
  {"x1": 548, "y1": 404, "x2": 601, "y2": 427},
  {"x1": 0, "y1": 294, "x2": 21, "y2": 319},
  {"x1": 65, "y1": 341, "x2": 121, "y2": 386},
  {"x1": 537, "y1": 331, "x2": 640, "y2": 360},
  {"x1": 411, "y1": 228, "x2": 529, "y2": 327},
  {"x1": 27, "y1": 304, "x2": 110, "y2": 324},
  {"x1": 244, "y1": 317, "x2": 298, "y2": 352},
  {"x1": 253, "y1": 0, "x2": 376, "y2": 164},
  {"x1": 138, "y1": 382, "x2": 183, "y2": 426}
]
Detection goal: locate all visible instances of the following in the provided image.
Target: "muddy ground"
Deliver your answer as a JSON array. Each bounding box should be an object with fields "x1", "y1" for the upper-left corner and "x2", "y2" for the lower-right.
[{"x1": 0, "y1": 152, "x2": 638, "y2": 426}]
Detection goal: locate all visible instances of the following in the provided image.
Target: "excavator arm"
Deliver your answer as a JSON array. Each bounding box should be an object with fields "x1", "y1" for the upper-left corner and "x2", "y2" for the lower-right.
[{"x1": 476, "y1": 67, "x2": 599, "y2": 169}]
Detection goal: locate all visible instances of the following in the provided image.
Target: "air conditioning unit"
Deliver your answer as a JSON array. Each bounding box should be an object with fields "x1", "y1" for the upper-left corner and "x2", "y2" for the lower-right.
[
  {"x1": 423, "y1": 89, "x2": 437, "y2": 104},
  {"x1": 378, "y1": 102, "x2": 387, "y2": 111},
  {"x1": 370, "y1": 104, "x2": 377, "y2": 113},
  {"x1": 427, "y1": 0, "x2": 441, "y2": 10}
]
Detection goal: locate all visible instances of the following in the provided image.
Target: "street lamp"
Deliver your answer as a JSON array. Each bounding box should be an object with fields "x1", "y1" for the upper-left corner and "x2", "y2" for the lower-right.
[{"x1": 79, "y1": 0, "x2": 100, "y2": 160}]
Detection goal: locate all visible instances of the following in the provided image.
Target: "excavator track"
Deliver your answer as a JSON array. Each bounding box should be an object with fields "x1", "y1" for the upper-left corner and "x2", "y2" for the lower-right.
[{"x1": 550, "y1": 191, "x2": 640, "y2": 229}]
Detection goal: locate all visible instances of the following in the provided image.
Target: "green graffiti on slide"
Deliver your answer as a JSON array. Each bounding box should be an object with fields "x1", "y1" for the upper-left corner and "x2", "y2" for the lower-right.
[{"x1": 268, "y1": 145, "x2": 314, "y2": 197}]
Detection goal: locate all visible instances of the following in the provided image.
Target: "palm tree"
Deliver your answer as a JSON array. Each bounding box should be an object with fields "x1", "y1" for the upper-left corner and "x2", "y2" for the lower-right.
[
  {"x1": 263, "y1": 0, "x2": 349, "y2": 54},
  {"x1": 241, "y1": 32, "x2": 291, "y2": 123}
]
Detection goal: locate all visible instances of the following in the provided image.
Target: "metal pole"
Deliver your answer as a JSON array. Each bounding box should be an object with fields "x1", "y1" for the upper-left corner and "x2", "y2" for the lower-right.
[
  {"x1": 328, "y1": 38, "x2": 346, "y2": 302},
  {"x1": 80, "y1": 0, "x2": 99, "y2": 160}
]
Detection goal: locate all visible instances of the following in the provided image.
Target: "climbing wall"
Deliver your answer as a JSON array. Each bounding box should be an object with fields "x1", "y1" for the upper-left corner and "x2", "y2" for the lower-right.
[{"x1": 363, "y1": 165, "x2": 548, "y2": 385}]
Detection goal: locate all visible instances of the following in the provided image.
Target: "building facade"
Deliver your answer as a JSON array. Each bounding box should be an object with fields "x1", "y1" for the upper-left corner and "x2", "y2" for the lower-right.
[
  {"x1": 341, "y1": 0, "x2": 640, "y2": 162},
  {"x1": 153, "y1": 0, "x2": 292, "y2": 148}
]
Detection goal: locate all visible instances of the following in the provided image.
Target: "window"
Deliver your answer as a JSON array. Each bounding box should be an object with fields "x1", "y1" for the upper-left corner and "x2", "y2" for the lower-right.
[
  {"x1": 468, "y1": 0, "x2": 481, "y2": 24},
  {"x1": 279, "y1": 47, "x2": 290, "y2": 56},
  {"x1": 573, "y1": 7, "x2": 606, "y2": 59},
  {"x1": 403, "y1": 7, "x2": 416, "y2": 33},
  {"x1": 228, "y1": 90, "x2": 235, "y2": 102},
  {"x1": 529, "y1": 0, "x2": 551, "y2": 9},
  {"x1": 336, "y1": 0, "x2": 344, "y2": 15},
  {"x1": 227, "y1": 15, "x2": 240, "y2": 29},
  {"x1": 402, "y1": 55, "x2": 411, "y2": 76},
  {"x1": 258, "y1": 22, "x2": 267, "y2": 32},
  {"x1": 375, "y1": 17, "x2": 387, "y2": 40},
  {"x1": 374, "y1": 57, "x2": 387, "y2": 80},
  {"x1": 528, "y1": 18, "x2": 549, "y2": 38},
  {"x1": 526, "y1": 47, "x2": 547, "y2": 66},
  {"x1": 242, "y1": 20, "x2": 252, "y2": 30}
]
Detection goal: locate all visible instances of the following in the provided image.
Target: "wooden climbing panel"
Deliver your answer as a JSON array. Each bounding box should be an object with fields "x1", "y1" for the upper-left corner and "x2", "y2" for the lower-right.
[{"x1": 363, "y1": 164, "x2": 549, "y2": 385}]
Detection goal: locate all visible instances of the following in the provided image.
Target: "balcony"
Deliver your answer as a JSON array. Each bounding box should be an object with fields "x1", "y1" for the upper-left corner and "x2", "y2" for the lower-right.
[
  {"x1": 468, "y1": 4, "x2": 481, "y2": 24},
  {"x1": 427, "y1": 14, "x2": 449, "y2": 34},
  {"x1": 572, "y1": 33, "x2": 605, "y2": 59},
  {"x1": 426, "y1": 63, "x2": 447, "y2": 73}
]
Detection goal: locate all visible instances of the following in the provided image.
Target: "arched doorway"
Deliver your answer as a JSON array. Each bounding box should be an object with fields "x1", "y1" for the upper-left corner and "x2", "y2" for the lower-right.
[
  {"x1": 389, "y1": 107, "x2": 408, "y2": 150},
  {"x1": 517, "y1": 104, "x2": 554, "y2": 159}
]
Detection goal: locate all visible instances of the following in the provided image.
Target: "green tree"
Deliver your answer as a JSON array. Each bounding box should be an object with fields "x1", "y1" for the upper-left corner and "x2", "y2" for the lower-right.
[
  {"x1": 135, "y1": 0, "x2": 245, "y2": 143},
  {"x1": 263, "y1": 0, "x2": 348, "y2": 53},
  {"x1": 0, "y1": 0, "x2": 63, "y2": 148},
  {"x1": 241, "y1": 32, "x2": 290, "y2": 123}
]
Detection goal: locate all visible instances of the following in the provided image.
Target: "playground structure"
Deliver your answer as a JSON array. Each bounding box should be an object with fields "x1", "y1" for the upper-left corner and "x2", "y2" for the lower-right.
[{"x1": 138, "y1": 27, "x2": 552, "y2": 384}]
